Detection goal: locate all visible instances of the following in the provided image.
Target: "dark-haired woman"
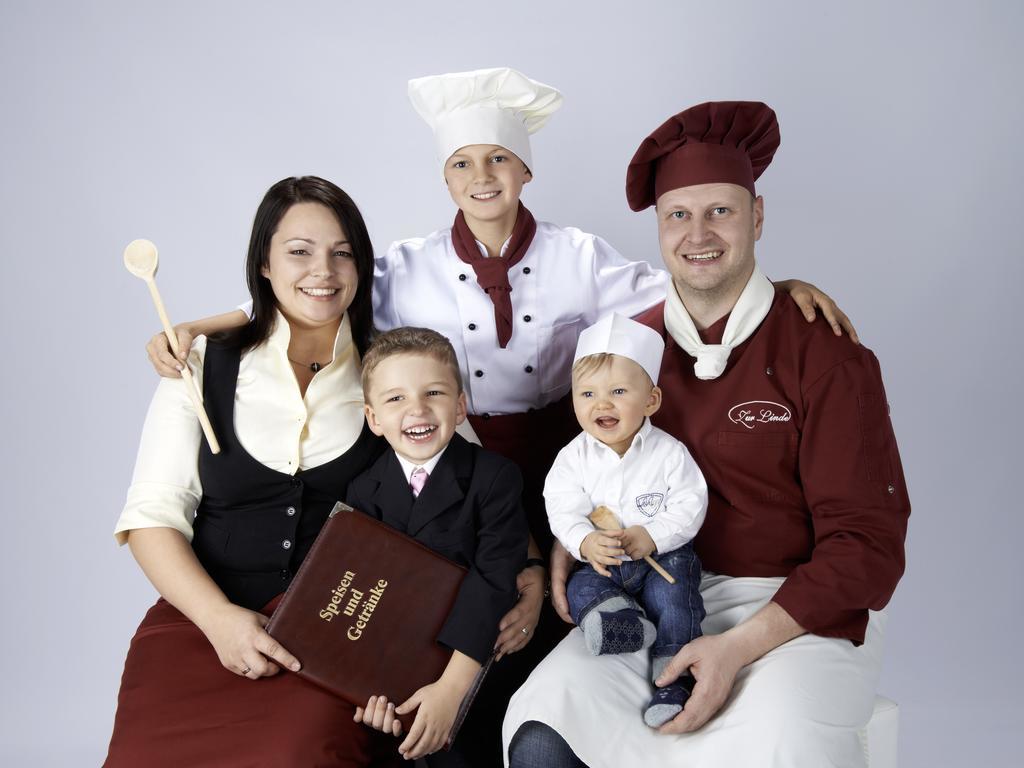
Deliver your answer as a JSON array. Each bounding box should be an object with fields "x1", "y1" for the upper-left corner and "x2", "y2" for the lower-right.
[{"x1": 105, "y1": 177, "x2": 399, "y2": 767}]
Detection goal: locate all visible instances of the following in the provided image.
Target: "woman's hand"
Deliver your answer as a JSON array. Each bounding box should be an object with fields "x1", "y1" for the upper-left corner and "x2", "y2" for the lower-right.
[
  {"x1": 494, "y1": 564, "x2": 545, "y2": 660},
  {"x1": 198, "y1": 603, "x2": 301, "y2": 679},
  {"x1": 777, "y1": 279, "x2": 860, "y2": 344},
  {"x1": 354, "y1": 694, "x2": 403, "y2": 737},
  {"x1": 147, "y1": 325, "x2": 194, "y2": 378}
]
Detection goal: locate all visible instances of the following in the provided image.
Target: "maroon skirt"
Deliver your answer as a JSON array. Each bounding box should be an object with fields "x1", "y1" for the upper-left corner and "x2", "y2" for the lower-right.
[{"x1": 105, "y1": 597, "x2": 401, "y2": 768}]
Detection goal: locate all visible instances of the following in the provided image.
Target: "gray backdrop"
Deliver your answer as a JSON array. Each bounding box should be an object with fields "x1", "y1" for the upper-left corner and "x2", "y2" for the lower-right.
[{"x1": 1, "y1": 1, "x2": 1020, "y2": 765}]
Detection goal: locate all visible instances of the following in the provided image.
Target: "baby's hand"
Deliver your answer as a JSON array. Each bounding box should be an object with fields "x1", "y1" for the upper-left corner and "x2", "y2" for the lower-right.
[
  {"x1": 620, "y1": 526, "x2": 656, "y2": 560},
  {"x1": 580, "y1": 530, "x2": 625, "y2": 577},
  {"x1": 353, "y1": 694, "x2": 403, "y2": 737}
]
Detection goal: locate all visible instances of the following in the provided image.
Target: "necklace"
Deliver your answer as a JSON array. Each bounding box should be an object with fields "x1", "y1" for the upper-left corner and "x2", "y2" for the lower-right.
[{"x1": 288, "y1": 356, "x2": 330, "y2": 373}]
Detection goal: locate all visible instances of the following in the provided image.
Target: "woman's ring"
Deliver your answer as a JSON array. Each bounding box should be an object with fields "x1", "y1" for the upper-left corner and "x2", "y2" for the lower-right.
[
  {"x1": 240, "y1": 666, "x2": 251, "y2": 675},
  {"x1": 521, "y1": 627, "x2": 529, "y2": 636}
]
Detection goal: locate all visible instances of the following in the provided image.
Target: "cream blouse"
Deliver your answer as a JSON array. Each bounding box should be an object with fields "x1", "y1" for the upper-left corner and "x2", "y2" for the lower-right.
[{"x1": 114, "y1": 312, "x2": 365, "y2": 544}]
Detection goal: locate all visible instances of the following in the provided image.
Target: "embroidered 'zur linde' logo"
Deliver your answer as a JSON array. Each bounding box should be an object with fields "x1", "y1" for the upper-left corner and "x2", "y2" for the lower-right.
[
  {"x1": 635, "y1": 493, "x2": 664, "y2": 517},
  {"x1": 727, "y1": 401, "x2": 792, "y2": 430}
]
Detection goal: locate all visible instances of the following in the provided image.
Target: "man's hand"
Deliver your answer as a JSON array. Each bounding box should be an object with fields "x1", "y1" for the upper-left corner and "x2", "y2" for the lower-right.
[
  {"x1": 620, "y1": 526, "x2": 656, "y2": 560},
  {"x1": 579, "y1": 530, "x2": 625, "y2": 578},
  {"x1": 655, "y1": 633, "x2": 746, "y2": 733},
  {"x1": 549, "y1": 541, "x2": 576, "y2": 623},
  {"x1": 655, "y1": 602, "x2": 806, "y2": 734}
]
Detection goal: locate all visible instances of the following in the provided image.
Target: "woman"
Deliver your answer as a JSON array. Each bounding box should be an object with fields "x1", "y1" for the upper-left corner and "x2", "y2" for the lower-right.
[{"x1": 106, "y1": 177, "x2": 400, "y2": 767}]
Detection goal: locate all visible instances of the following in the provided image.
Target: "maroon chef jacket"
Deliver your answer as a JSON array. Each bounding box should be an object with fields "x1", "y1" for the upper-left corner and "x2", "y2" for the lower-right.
[{"x1": 636, "y1": 290, "x2": 910, "y2": 644}]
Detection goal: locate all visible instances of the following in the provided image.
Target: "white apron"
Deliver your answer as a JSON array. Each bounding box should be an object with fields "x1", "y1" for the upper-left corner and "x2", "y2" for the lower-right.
[{"x1": 503, "y1": 574, "x2": 886, "y2": 768}]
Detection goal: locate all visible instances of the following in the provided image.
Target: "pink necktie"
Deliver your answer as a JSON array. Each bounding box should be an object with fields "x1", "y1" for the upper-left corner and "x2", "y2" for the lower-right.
[{"x1": 410, "y1": 467, "x2": 429, "y2": 497}]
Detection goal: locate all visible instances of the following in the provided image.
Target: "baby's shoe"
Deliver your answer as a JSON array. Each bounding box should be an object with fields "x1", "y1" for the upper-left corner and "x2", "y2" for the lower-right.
[
  {"x1": 643, "y1": 674, "x2": 696, "y2": 728},
  {"x1": 581, "y1": 606, "x2": 656, "y2": 656}
]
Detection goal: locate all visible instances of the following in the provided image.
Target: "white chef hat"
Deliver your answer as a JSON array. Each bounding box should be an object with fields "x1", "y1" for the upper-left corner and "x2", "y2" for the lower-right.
[
  {"x1": 407, "y1": 67, "x2": 563, "y2": 178},
  {"x1": 574, "y1": 313, "x2": 665, "y2": 386}
]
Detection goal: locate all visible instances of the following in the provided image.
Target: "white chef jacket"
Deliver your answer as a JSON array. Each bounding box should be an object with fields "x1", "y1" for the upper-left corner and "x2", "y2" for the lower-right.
[
  {"x1": 114, "y1": 312, "x2": 365, "y2": 544},
  {"x1": 544, "y1": 419, "x2": 707, "y2": 561},
  {"x1": 374, "y1": 222, "x2": 668, "y2": 416}
]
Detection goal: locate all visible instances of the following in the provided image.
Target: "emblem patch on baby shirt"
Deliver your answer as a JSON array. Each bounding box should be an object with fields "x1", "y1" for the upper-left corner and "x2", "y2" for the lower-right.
[{"x1": 635, "y1": 493, "x2": 664, "y2": 517}]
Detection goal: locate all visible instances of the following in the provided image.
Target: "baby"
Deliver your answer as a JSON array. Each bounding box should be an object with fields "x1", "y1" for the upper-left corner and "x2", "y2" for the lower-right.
[{"x1": 544, "y1": 313, "x2": 708, "y2": 727}]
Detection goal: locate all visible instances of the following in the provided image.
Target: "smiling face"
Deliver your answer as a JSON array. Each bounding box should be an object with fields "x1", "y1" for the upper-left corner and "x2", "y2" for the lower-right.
[
  {"x1": 364, "y1": 352, "x2": 468, "y2": 464},
  {"x1": 572, "y1": 354, "x2": 662, "y2": 457},
  {"x1": 260, "y1": 202, "x2": 359, "y2": 331},
  {"x1": 656, "y1": 182, "x2": 764, "y2": 304},
  {"x1": 444, "y1": 144, "x2": 532, "y2": 229}
]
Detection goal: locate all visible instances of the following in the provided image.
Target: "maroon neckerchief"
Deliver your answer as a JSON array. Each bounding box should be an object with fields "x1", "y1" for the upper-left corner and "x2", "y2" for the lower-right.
[{"x1": 450, "y1": 202, "x2": 537, "y2": 348}]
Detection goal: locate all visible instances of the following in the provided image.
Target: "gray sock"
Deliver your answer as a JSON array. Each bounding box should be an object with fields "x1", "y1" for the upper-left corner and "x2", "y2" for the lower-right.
[
  {"x1": 651, "y1": 655, "x2": 673, "y2": 683},
  {"x1": 579, "y1": 597, "x2": 656, "y2": 656}
]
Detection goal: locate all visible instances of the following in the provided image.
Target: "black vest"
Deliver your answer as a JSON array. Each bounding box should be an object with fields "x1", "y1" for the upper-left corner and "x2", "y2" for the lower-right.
[{"x1": 192, "y1": 341, "x2": 384, "y2": 610}]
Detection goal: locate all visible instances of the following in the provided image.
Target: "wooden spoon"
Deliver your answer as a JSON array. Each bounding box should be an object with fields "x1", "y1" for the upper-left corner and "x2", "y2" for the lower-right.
[
  {"x1": 588, "y1": 505, "x2": 676, "y2": 584},
  {"x1": 123, "y1": 239, "x2": 220, "y2": 454}
]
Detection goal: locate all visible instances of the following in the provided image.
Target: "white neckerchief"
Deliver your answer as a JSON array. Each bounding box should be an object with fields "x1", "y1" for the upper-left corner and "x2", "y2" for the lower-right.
[{"x1": 664, "y1": 264, "x2": 774, "y2": 380}]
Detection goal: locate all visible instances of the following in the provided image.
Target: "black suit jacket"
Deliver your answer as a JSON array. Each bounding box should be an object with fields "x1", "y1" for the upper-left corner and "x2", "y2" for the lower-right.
[{"x1": 346, "y1": 433, "x2": 528, "y2": 664}]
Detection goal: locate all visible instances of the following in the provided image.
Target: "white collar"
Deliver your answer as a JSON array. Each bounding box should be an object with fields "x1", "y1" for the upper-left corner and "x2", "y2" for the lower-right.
[
  {"x1": 582, "y1": 417, "x2": 653, "y2": 458},
  {"x1": 663, "y1": 263, "x2": 774, "y2": 380},
  {"x1": 266, "y1": 309, "x2": 353, "y2": 368},
  {"x1": 474, "y1": 236, "x2": 512, "y2": 259},
  {"x1": 395, "y1": 444, "x2": 449, "y2": 484}
]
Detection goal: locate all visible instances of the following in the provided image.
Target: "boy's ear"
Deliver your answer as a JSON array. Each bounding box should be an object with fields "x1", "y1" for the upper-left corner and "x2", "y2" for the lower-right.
[
  {"x1": 364, "y1": 402, "x2": 385, "y2": 436},
  {"x1": 522, "y1": 165, "x2": 533, "y2": 184},
  {"x1": 455, "y1": 391, "x2": 468, "y2": 425},
  {"x1": 645, "y1": 385, "x2": 663, "y2": 417}
]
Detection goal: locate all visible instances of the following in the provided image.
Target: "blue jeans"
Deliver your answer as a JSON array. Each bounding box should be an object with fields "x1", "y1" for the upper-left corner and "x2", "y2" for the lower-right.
[
  {"x1": 567, "y1": 543, "x2": 705, "y2": 658},
  {"x1": 508, "y1": 721, "x2": 588, "y2": 768}
]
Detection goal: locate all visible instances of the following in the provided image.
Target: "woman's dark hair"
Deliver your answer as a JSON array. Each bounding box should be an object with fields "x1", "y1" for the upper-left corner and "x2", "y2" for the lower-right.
[{"x1": 215, "y1": 176, "x2": 375, "y2": 356}]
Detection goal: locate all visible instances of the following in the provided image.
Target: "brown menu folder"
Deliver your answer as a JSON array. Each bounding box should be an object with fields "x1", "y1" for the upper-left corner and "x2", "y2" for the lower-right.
[{"x1": 266, "y1": 502, "x2": 490, "y2": 746}]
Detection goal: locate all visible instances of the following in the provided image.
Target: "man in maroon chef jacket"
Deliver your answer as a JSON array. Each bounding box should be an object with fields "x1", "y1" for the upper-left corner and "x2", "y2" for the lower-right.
[{"x1": 504, "y1": 101, "x2": 910, "y2": 768}]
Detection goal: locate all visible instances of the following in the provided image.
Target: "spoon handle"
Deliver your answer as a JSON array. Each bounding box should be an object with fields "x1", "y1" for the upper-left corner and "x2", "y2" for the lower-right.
[{"x1": 146, "y1": 278, "x2": 222, "y2": 454}]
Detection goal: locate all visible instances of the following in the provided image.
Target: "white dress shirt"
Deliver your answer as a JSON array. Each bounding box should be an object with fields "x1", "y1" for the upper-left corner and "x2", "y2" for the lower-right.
[
  {"x1": 394, "y1": 445, "x2": 448, "y2": 487},
  {"x1": 374, "y1": 222, "x2": 669, "y2": 415},
  {"x1": 544, "y1": 420, "x2": 708, "y2": 561},
  {"x1": 115, "y1": 312, "x2": 365, "y2": 544}
]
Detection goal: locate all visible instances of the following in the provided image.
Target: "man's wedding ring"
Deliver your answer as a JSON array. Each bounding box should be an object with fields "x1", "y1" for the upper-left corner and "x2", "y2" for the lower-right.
[{"x1": 241, "y1": 666, "x2": 251, "y2": 675}]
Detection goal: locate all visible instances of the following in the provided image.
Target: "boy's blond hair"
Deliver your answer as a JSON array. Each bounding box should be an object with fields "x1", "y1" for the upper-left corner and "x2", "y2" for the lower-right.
[
  {"x1": 361, "y1": 327, "x2": 463, "y2": 397},
  {"x1": 572, "y1": 352, "x2": 655, "y2": 388}
]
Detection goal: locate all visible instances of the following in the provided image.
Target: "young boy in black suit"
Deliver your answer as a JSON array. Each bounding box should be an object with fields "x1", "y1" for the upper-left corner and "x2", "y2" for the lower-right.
[{"x1": 349, "y1": 327, "x2": 528, "y2": 766}]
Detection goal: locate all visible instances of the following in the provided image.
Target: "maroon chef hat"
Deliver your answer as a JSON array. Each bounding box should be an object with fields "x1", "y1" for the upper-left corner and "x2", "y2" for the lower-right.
[{"x1": 625, "y1": 101, "x2": 780, "y2": 211}]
